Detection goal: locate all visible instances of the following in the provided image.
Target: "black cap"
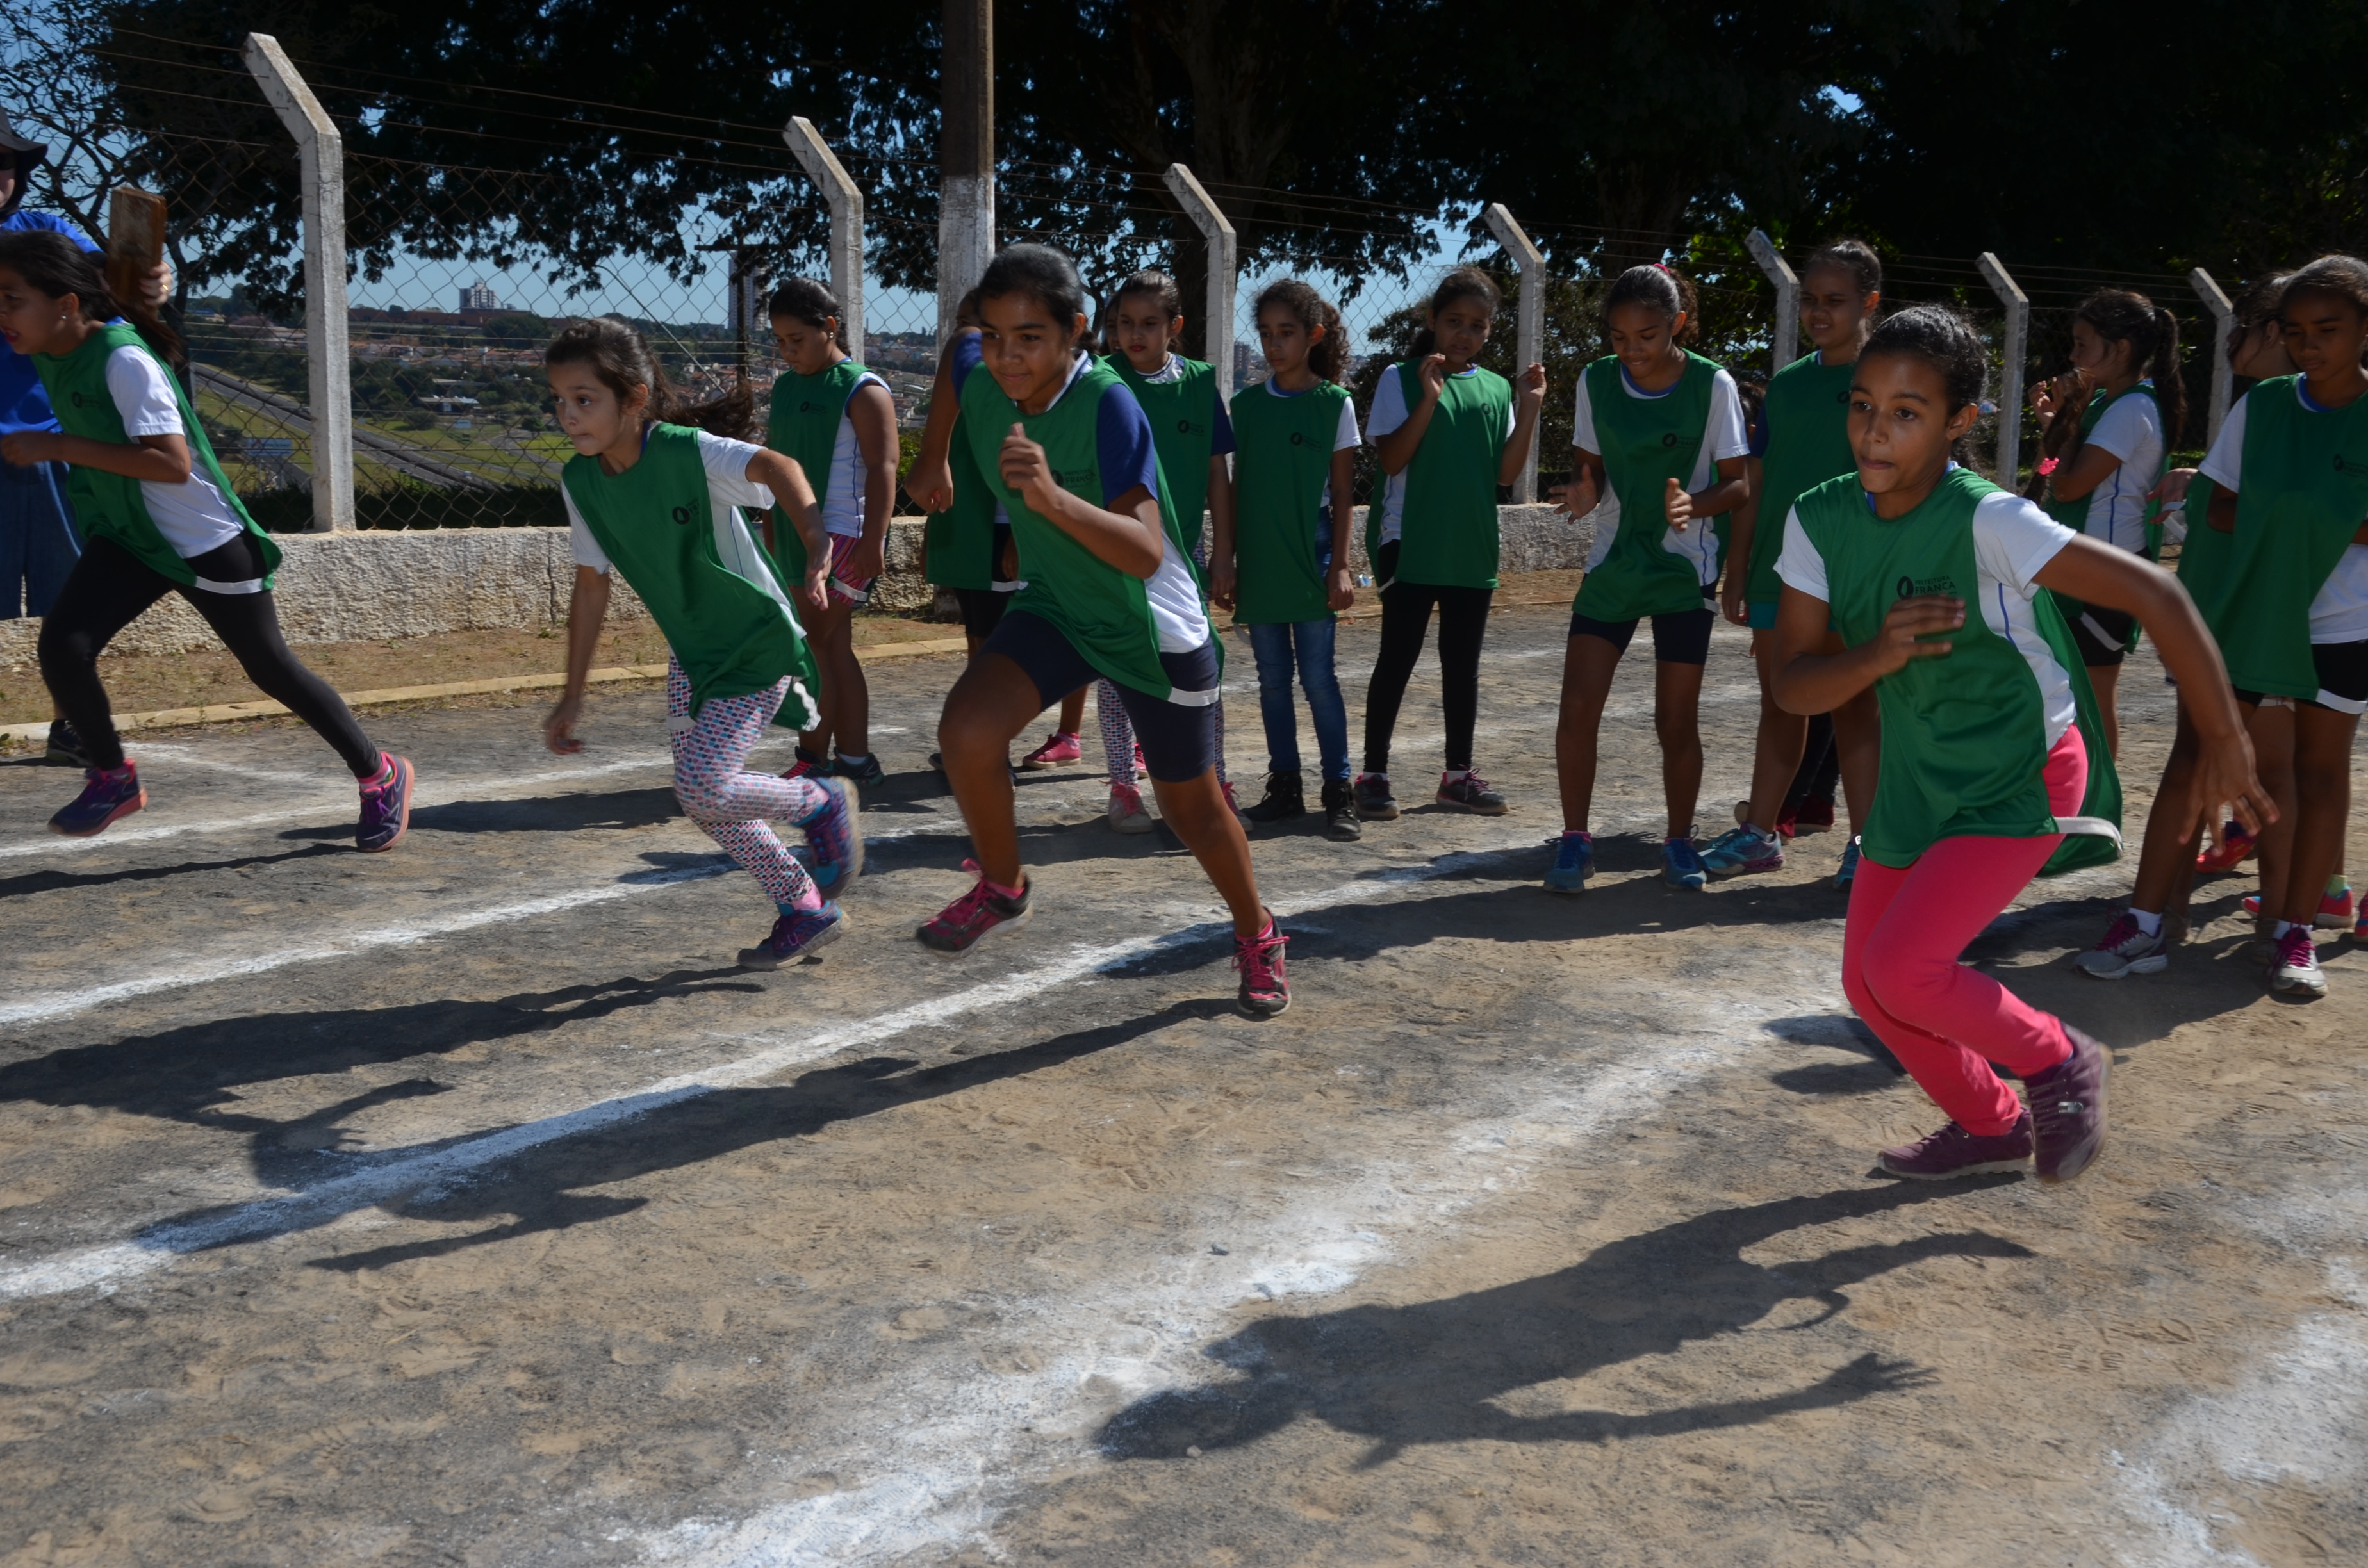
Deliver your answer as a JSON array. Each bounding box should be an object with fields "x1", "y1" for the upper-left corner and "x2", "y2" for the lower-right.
[{"x1": 0, "y1": 111, "x2": 49, "y2": 174}]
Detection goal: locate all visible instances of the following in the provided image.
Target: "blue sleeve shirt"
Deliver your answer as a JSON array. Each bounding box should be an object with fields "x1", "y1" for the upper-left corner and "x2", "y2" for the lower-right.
[{"x1": 0, "y1": 211, "x2": 104, "y2": 436}]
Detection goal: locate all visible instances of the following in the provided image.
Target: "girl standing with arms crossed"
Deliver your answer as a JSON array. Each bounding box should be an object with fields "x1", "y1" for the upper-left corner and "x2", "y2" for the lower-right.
[
  {"x1": 1357, "y1": 266, "x2": 1548, "y2": 822},
  {"x1": 1772, "y1": 304, "x2": 2267, "y2": 1180},
  {"x1": 925, "y1": 245, "x2": 1288, "y2": 1017},
  {"x1": 1709, "y1": 240, "x2": 1884, "y2": 886},
  {"x1": 540, "y1": 317, "x2": 862, "y2": 970},
  {"x1": 764, "y1": 278, "x2": 898, "y2": 786},
  {"x1": 1212, "y1": 279, "x2": 1361, "y2": 841},
  {"x1": 1546, "y1": 264, "x2": 1749, "y2": 892},
  {"x1": 2028, "y1": 288, "x2": 2183, "y2": 758},
  {"x1": 0, "y1": 232, "x2": 413, "y2": 847}
]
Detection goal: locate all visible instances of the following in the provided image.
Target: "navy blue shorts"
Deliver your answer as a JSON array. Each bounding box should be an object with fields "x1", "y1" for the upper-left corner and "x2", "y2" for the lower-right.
[
  {"x1": 984, "y1": 610, "x2": 1220, "y2": 781},
  {"x1": 1568, "y1": 602, "x2": 1716, "y2": 666}
]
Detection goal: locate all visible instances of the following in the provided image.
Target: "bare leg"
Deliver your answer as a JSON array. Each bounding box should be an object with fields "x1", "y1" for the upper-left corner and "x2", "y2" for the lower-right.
[
  {"x1": 1554, "y1": 634, "x2": 1625, "y2": 831},
  {"x1": 802, "y1": 596, "x2": 867, "y2": 758},
  {"x1": 2131, "y1": 698, "x2": 2206, "y2": 918},
  {"x1": 2249, "y1": 702, "x2": 2298, "y2": 929},
  {"x1": 2088, "y1": 662, "x2": 2123, "y2": 760},
  {"x1": 2281, "y1": 703, "x2": 2360, "y2": 927},
  {"x1": 1831, "y1": 687, "x2": 1881, "y2": 836},
  {"x1": 1147, "y1": 771, "x2": 1265, "y2": 937},
  {"x1": 1654, "y1": 658, "x2": 1706, "y2": 840},
  {"x1": 1056, "y1": 686, "x2": 1087, "y2": 737},
  {"x1": 937, "y1": 654, "x2": 1050, "y2": 890}
]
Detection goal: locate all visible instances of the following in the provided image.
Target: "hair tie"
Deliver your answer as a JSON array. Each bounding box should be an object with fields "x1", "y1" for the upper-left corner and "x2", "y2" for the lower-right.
[
  {"x1": 2036, "y1": 457, "x2": 2060, "y2": 476},
  {"x1": 1652, "y1": 261, "x2": 1673, "y2": 274}
]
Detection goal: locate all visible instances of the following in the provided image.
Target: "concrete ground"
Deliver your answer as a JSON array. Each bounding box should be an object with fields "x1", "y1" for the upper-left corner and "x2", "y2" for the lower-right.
[{"x1": 0, "y1": 604, "x2": 2362, "y2": 1568}]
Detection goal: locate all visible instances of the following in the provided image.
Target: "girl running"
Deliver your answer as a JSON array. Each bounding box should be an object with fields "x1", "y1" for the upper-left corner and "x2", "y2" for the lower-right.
[
  {"x1": 1709, "y1": 240, "x2": 1886, "y2": 888},
  {"x1": 2028, "y1": 289, "x2": 2183, "y2": 757},
  {"x1": 1770, "y1": 304, "x2": 2268, "y2": 1181},
  {"x1": 539, "y1": 316, "x2": 862, "y2": 970},
  {"x1": 1094, "y1": 270, "x2": 1240, "y2": 826},
  {"x1": 1212, "y1": 279, "x2": 1361, "y2": 842},
  {"x1": 925, "y1": 243, "x2": 1288, "y2": 1017},
  {"x1": 765, "y1": 278, "x2": 898, "y2": 786},
  {"x1": 0, "y1": 231, "x2": 413, "y2": 847},
  {"x1": 2178, "y1": 256, "x2": 2368, "y2": 997},
  {"x1": 1546, "y1": 263, "x2": 1749, "y2": 892},
  {"x1": 1358, "y1": 266, "x2": 1548, "y2": 821}
]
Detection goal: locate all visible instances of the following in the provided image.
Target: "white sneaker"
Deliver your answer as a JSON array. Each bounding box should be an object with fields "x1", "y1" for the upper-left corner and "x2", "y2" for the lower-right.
[
  {"x1": 2074, "y1": 911, "x2": 2170, "y2": 979},
  {"x1": 1108, "y1": 781, "x2": 1156, "y2": 835},
  {"x1": 2271, "y1": 928, "x2": 2328, "y2": 998}
]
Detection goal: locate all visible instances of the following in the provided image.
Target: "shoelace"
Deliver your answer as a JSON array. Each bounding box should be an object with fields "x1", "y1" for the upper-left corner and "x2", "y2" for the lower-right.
[
  {"x1": 2277, "y1": 929, "x2": 2317, "y2": 967},
  {"x1": 2093, "y1": 913, "x2": 2140, "y2": 951},
  {"x1": 1233, "y1": 930, "x2": 1286, "y2": 990},
  {"x1": 931, "y1": 860, "x2": 1010, "y2": 932}
]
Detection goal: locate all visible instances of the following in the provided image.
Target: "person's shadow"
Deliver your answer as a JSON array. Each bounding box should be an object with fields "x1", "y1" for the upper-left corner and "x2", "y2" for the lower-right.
[{"x1": 1099, "y1": 1182, "x2": 2025, "y2": 1465}]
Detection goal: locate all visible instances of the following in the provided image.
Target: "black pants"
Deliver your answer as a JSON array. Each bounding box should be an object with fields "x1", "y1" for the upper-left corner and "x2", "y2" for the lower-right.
[
  {"x1": 1785, "y1": 710, "x2": 1839, "y2": 813},
  {"x1": 40, "y1": 534, "x2": 381, "y2": 777},
  {"x1": 1361, "y1": 540, "x2": 1493, "y2": 774}
]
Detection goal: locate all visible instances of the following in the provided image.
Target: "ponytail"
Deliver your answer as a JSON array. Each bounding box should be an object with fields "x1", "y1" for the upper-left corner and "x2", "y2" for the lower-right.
[
  {"x1": 2050, "y1": 288, "x2": 2185, "y2": 490},
  {"x1": 1252, "y1": 278, "x2": 1347, "y2": 384},
  {"x1": 544, "y1": 316, "x2": 755, "y2": 439}
]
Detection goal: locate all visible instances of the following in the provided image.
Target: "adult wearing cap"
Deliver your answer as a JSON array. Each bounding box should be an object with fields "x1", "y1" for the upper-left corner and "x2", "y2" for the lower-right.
[{"x1": 0, "y1": 111, "x2": 170, "y2": 764}]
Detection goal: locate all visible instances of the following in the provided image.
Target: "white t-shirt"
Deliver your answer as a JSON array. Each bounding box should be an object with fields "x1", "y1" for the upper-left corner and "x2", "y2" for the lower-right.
[
  {"x1": 1263, "y1": 377, "x2": 1362, "y2": 511},
  {"x1": 820, "y1": 371, "x2": 889, "y2": 538},
  {"x1": 103, "y1": 346, "x2": 246, "y2": 566},
  {"x1": 1573, "y1": 362, "x2": 1752, "y2": 591},
  {"x1": 2199, "y1": 381, "x2": 2368, "y2": 642},
  {"x1": 1363, "y1": 364, "x2": 1515, "y2": 546},
  {"x1": 1778, "y1": 484, "x2": 2080, "y2": 746},
  {"x1": 565, "y1": 430, "x2": 780, "y2": 594},
  {"x1": 2073, "y1": 388, "x2": 2167, "y2": 555}
]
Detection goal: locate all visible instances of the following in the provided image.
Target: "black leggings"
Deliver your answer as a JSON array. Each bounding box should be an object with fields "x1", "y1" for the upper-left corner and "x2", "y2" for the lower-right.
[
  {"x1": 40, "y1": 534, "x2": 381, "y2": 777},
  {"x1": 1786, "y1": 710, "x2": 1839, "y2": 812},
  {"x1": 1361, "y1": 541, "x2": 1494, "y2": 774}
]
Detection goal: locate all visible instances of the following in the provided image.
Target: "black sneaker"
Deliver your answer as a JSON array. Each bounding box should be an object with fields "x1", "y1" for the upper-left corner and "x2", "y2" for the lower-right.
[
  {"x1": 832, "y1": 751, "x2": 887, "y2": 788},
  {"x1": 1435, "y1": 769, "x2": 1508, "y2": 815},
  {"x1": 1320, "y1": 779, "x2": 1361, "y2": 841},
  {"x1": 44, "y1": 718, "x2": 89, "y2": 768},
  {"x1": 1353, "y1": 772, "x2": 1399, "y2": 822},
  {"x1": 1243, "y1": 769, "x2": 1305, "y2": 824}
]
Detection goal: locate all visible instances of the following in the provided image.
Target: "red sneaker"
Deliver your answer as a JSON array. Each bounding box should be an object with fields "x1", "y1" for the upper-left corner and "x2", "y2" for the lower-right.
[
  {"x1": 1019, "y1": 730, "x2": 1082, "y2": 770},
  {"x1": 2196, "y1": 821, "x2": 2257, "y2": 872},
  {"x1": 1233, "y1": 919, "x2": 1290, "y2": 1018},
  {"x1": 917, "y1": 861, "x2": 1032, "y2": 954},
  {"x1": 1793, "y1": 794, "x2": 1836, "y2": 833}
]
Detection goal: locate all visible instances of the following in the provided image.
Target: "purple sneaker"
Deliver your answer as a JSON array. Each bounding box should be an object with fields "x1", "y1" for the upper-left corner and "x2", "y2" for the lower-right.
[
  {"x1": 798, "y1": 775, "x2": 864, "y2": 894},
  {"x1": 356, "y1": 753, "x2": 413, "y2": 853},
  {"x1": 2025, "y1": 1025, "x2": 2109, "y2": 1184},
  {"x1": 739, "y1": 901, "x2": 846, "y2": 968},
  {"x1": 1878, "y1": 1113, "x2": 2034, "y2": 1180},
  {"x1": 49, "y1": 763, "x2": 145, "y2": 838}
]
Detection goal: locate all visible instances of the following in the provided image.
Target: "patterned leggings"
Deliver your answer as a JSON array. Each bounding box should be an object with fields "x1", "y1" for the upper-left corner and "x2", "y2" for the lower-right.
[
  {"x1": 669, "y1": 658, "x2": 828, "y2": 910},
  {"x1": 1096, "y1": 530, "x2": 1229, "y2": 787}
]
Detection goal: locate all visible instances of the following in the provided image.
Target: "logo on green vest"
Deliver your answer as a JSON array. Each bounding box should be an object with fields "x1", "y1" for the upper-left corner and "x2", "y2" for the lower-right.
[
  {"x1": 800, "y1": 401, "x2": 822, "y2": 414},
  {"x1": 1176, "y1": 419, "x2": 1197, "y2": 435},
  {"x1": 671, "y1": 505, "x2": 694, "y2": 526},
  {"x1": 1661, "y1": 432, "x2": 1680, "y2": 448},
  {"x1": 1896, "y1": 573, "x2": 1956, "y2": 598},
  {"x1": 1289, "y1": 432, "x2": 1306, "y2": 446},
  {"x1": 1055, "y1": 467, "x2": 1098, "y2": 491},
  {"x1": 70, "y1": 391, "x2": 86, "y2": 409}
]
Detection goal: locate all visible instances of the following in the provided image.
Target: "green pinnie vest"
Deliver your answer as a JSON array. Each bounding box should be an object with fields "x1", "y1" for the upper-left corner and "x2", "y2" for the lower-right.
[
  {"x1": 1367, "y1": 361, "x2": 1513, "y2": 590},
  {"x1": 2205, "y1": 377, "x2": 2368, "y2": 700},
  {"x1": 960, "y1": 357, "x2": 1192, "y2": 699},
  {"x1": 764, "y1": 358, "x2": 871, "y2": 586},
  {"x1": 925, "y1": 411, "x2": 1005, "y2": 591},
  {"x1": 1792, "y1": 465, "x2": 2121, "y2": 874},
  {"x1": 1229, "y1": 379, "x2": 1351, "y2": 625},
  {"x1": 32, "y1": 322, "x2": 281, "y2": 589},
  {"x1": 1745, "y1": 350, "x2": 1857, "y2": 606},
  {"x1": 561, "y1": 423, "x2": 820, "y2": 724},
  {"x1": 1572, "y1": 351, "x2": 1722, "y2": 621},
  {"x1": 1108, "y1": 353, "x2": 1219, "y2": 560}
]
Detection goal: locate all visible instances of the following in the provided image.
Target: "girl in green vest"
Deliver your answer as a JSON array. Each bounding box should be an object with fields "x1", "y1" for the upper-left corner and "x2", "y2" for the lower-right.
[
  {"x1": 0, "y1": 231, "x2": 412, "y2": 849},
  {"x1": 1768, "y1": 304, "x2": 2269, "y2": 1182},
  {"x1": 910, "y1": 288, "x2": 1019, "y2": 660},
  {"x1": 2173, "y1": 257, "x2": 2368, "y2": 999},
  {"x1": 1545, "y1": 264, "x2": 1749, "y2": 894},
  {"x1": 538, "y1": 317, "x2": 864, "y2": 970},
  {"x1": 1213, "y1": 279, "x2": 1362, "y2": 841},
  {"x1": 2027, "y1": 288, "x2": 2184, "y2": 756},
  {"x1": 926, "y1": 243, "x2": 1288, "y2": 1018},
  {"x1": 1358, "y1": 266, "x2": 1547, "y2": 822},
  {"x1": 764, "y1": 277, "x2": 898, "y2": 787},
  {"x1": 1707, "y1": 240, "x2": 1885, "y2": 889}
]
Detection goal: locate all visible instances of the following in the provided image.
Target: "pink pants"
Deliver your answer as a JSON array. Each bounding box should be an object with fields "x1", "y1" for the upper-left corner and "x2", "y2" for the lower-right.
[{"x1": 1841, "y1": 726, "x2": 2087, "y2": 1136}]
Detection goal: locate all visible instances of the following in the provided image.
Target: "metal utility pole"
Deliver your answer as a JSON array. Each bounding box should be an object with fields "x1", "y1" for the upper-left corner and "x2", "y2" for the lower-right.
[{"x1": 938, "y1": 0, "x2": 994, "y2": 350}]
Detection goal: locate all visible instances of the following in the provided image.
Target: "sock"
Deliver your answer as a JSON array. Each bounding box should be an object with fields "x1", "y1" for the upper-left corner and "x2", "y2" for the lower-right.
[
  {"x1": 1561, "y1": 828, "x2": 1591, "y2": 842},
  {"x1": 982, "y1": 871, "x2": 1025, "y2": 900},
  {"x1": 358, "y1": 756, "x2": 393, "y2": 788},
  {"x1": 2275, "y1": 920, "x2": 2299, "y2": 938},
  {"x1": 778, "y1": 883, "x2": 824, "y2": 917},
  {"x1": 2330, "y1": 874, "x2": 2351, "y2": 895},
  {"x1": 836, "y1": 751, "x2": 871, "y2": 768},
  {"x1": 2130, "y1": 908, "x2": 2164, "y2": 937},
  {"x1": 1443, "y1": 767, "x2": 1470, "y2": 782}
]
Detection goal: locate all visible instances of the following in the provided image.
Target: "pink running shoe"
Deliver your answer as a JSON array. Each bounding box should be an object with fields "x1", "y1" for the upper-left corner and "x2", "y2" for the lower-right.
[
  {"x1": 1233, "y1": 919, "x2": 1290, "y2": 1018},
  {"x1": 2243, "y1": 886, "x2": 2355, "y2": 930},
  {"x1": 1107, "y1": 781, "x2": 1155, "y2": 835},
  {"x1": 916, "y1": 861, "x2": 1032, "y2": 954},
  {"x1": 2196, "y1": 821, "x2": 2257, "y2": 872},
  {"x1": 1222, "y1": 780, "x2": 1245, "y2": 821},
  {"x1": 1019, "y1": 730, "x2": 1082, "y2": 770}
]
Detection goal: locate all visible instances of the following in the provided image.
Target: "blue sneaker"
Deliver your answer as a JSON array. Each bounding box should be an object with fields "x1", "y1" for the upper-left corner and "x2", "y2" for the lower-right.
[
  {"x1": 356, "y1": 753, "x2": 413, "y2": 853},
  {"x1": 1836, "y1": 834, "x2": 1862, "y2": 892},
  {"x1": 739, "y1": 901, "x2": 846, "y2": 968},
  {"x1": 49, "y1": 763, "x2": 145, "y2": 838},
  {"x1": 798, "y1": 774, "x2": 864, "y2": 894},
  {"x1": 1700, "y1": 824, "x2": 1783, "y2": 879},
  {"x1": 1544, "y1": 831, "x2": 1593, "y2": 893},
  {"x1": 1661, "y1": 836, "x2": 1706, "y2": 891}
]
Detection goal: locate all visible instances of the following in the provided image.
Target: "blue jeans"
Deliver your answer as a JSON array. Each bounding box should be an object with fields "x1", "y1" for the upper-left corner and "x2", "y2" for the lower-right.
[
  {"x1": 0, "y1": 458, "x2": 81, "y2": 618},
  {"x1": 1247, "y1": 618, "x2": 1350, "y2": 783}
]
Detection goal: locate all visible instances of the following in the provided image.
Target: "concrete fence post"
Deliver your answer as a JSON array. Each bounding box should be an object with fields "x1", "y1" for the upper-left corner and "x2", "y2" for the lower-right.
[
  {"x1": 937, "y1": 0, "x2": 994, "y2": 352},
  {"x1": 1483, "y1": 202, "x2": 1545, "y2": 502},
  {"x1": 242, "y1": 33, "x2": 354, "y2": 532},
  {"x1": 1162, "y1": 165, "x2": 1236, "y2": 390},
  {"x1": 784, "y1": 117, "x2": 864, "y2": 359},
  {"x1": 1977, "y1": 252, "x2": 2029, "y2": 486},
  {"x1": 2189, "y1": 267, "x2": 2235, "y2": 446},
  {"x1": 1745, "y1": 229, "x2": 1798, "y2": 375}
]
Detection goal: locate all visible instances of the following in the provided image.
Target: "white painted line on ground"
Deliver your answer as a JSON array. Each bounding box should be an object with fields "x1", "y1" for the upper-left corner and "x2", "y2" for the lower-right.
[{"x1": 0, "y1": 838, "x2": 1541, "y2": 1302}]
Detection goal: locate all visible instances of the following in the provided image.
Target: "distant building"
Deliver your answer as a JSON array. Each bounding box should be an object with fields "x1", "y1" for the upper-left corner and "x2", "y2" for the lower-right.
[{"x1": 459, "y1": 281, "x2": 501, "y2": 312}]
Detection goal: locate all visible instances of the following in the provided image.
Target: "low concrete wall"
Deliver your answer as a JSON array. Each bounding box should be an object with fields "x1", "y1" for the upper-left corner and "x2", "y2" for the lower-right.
[{"x1": 0, "y1": 504, "x2": 1597, "y2": 667}]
